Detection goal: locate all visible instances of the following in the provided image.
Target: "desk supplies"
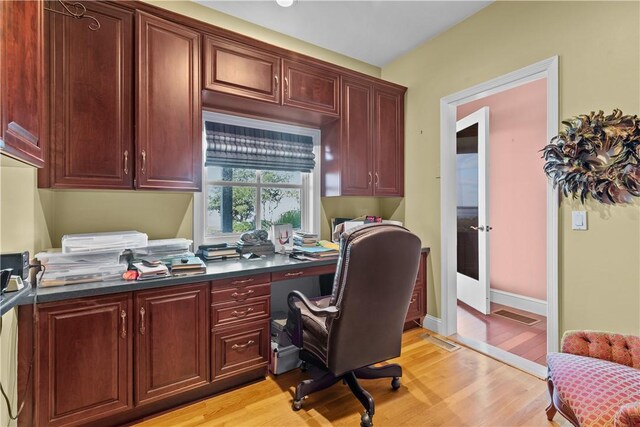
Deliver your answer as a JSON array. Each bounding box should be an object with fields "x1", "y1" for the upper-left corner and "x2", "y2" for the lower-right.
[
  {"x1": 293, "y1": 231, "x2": 318, "y2": 247},
  {"x1": 62, "y1": 231, "x2": 148, "y2": 253},
  {"x1": 237, "y1": 230, "x2": 275, "y2": 256},
  {"x1": 132, "y1": 261, "x2": 170, "y2": 281},
  {"x1": 36, "y1": 248, "x2": 127, "y2": 287},
  {"x1": 169, "y1": 256, "x2": 206, "y2": 276},
  {"x1": 197, "y1": 244, "x2": 240, "y2": 261},
  {"x1": 271, "y1": 224, "x2": 294, "y2": 253},
  {"x1": 132, "y1": 238, "x2": 193, "y2": 261}
]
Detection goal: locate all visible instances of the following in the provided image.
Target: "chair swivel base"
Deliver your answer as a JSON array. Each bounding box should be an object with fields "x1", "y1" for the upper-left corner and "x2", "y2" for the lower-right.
[{"x1": 292, "y1": 352, "x2": 402, "y2": 427}]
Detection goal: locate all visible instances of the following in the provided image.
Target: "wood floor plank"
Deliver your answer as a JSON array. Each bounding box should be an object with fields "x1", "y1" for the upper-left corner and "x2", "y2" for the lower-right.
[{"x1": 134, "y1": 329, "x2": 567, "y2": 426}]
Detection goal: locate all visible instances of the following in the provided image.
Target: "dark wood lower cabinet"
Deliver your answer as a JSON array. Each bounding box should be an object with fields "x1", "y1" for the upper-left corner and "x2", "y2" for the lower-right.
[
  {"x1": 36, "y1": 294, "x2": 132, "y2": 427},
  {"x1": 212, "y1": 320, "x2": 270, "y2": 381},
  {"x1": 134, "y1": 283, "x2": 209, "y2": 406}
]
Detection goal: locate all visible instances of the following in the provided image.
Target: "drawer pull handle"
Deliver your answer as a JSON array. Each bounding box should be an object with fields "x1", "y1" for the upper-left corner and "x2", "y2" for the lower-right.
[
  {"x1": 410, "y1": 298, "x2": 416, "y2": 304},
  {"x1": 285, "y1": 271, "x2": 304, "y2": 277},
  {"x1": 120, "y1": 310, "x2": 127, "y2": 338},
  {"x1": 231, "y1": 278, "x2": 254, "y2": 285},
  {"x1": 231, "y1": 308, "x2": 254, "y2": 318},
  {"x1": 274, "y1": 74, "x2": 279, "y2": 90},
  {"x1": 140, "y1": 150, "x2": 146, "y2": 175},
  {"x1": 123, "y1": 150, "x2": 129, "y2": 175},
  {"x1": 139, "y1": 307, "x2": 146, "y2": 335},
  {"x1": 231, "y1": 289, "x2": 254, "y2": 300},
  {"x1": 231, "y1": 340, "x2": 255, "y2": 351}
]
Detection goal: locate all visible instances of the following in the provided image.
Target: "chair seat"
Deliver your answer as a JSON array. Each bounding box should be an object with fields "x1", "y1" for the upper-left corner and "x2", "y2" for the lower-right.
[
  {"x1": 547, "y1": 352, "x2": 640, "y2": 426},
  {"x1": 294, "y1": 296, "x2": 331, "y2": 364}
]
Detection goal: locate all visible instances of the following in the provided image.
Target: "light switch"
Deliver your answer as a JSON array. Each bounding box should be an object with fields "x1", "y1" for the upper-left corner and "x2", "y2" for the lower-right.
[{"x1": 572, "y1": 211, "x2": 587, "y2": 230}]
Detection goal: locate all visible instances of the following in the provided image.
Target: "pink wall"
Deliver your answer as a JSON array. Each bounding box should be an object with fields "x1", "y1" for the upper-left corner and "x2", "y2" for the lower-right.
[{"x1": 457, "y1": 78, "x2": 547, "y2": 301}]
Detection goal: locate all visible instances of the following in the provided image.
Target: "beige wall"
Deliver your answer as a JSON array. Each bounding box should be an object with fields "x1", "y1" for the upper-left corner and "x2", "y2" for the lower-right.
[{"x1": 382, "y1": 1, "x2": 640, "y2": 335}]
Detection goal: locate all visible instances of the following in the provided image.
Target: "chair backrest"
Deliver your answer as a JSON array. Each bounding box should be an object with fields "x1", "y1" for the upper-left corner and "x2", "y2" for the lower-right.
[{"x1": 326, "y1": 223, "x2": 422, "y2": 376}]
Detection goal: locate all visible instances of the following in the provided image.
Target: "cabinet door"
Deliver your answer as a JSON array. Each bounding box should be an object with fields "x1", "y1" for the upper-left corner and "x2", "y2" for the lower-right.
[
  {"x1": 136, "y1": 11, "x2": 201, "y2": 191},
  {"x1": 373, "y1": 86, "x2": 404, "y2": 196},
  {"x1": 49, "y1": 2, "x2": 133, "y2": 189},
  {"x1": 0, "y1": 0, "x2": 45, "y2": 167},
  {"x1": 37, "y1": 294, "x2": 132, "y2": 426},
  {"x1": 283, "y1": 59, "x2": 339, "y2": 116},
  {"x1": 204, "y1": 35, "x2": 280, "y2": 104},
  {"x1": 341, "y1": 78, "x2": 373, "y2": 195},
  {"x1": 135, "y1": 283, "x2": 209, "y2": 405}
]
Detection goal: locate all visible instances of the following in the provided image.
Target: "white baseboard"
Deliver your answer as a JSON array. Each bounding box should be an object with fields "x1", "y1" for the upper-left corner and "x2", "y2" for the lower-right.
[
  {"x1": 422, "y1": 314, "x2": 443, "y2": 334},
  {"x1": 490, "y1": 289, "x2": 547, "y2": 317}
]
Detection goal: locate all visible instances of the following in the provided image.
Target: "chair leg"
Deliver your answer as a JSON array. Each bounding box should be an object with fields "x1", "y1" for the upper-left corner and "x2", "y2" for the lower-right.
[
  {"x1": 293, "y1": 371, "x2": 340, "y2": 411},
  {"x1": 343, "y1": 372, "x2": 375, "y2": 427},
  {"x1": 545, "y1": 377, "x2": 557, "y2": 421},
  {"x1": 354, "y1": 364, "x2": 402, "y2": 389}
]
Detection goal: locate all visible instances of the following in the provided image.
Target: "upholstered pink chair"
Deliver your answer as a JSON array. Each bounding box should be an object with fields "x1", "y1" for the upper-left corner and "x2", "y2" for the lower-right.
[{"x1": 546, "y1": 331, "x2": 640, "y2": 427}]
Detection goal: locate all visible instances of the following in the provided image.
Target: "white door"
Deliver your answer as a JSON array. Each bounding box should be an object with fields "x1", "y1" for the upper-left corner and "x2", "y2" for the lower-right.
[{"x1": 456, "y1": 107, "x2": 490, "y2": 314}]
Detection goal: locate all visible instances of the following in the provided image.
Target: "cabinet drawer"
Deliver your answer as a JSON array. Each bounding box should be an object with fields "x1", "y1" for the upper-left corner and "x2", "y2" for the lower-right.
[
  {"x1": 212, "y1": 320, "x2": 269, "y2": 380},
  {"x1": 212, "y1": 281, "x2": 270, "y2": 304},
  {"x1": 212, "y1": 273, "x2": 270, "y2": 289},
  {"x1": 406, "y1": 287, "x2": 424, "y2": 322},
  {"x1": 212, "y1": 296, "x2": 270, "y2": 328},
  {"x1": 271, "y1": 264, "x2": 336, "y2": 282},
  {"x1": 415, "y1": 253, "x2": 426, "y2": 285}
]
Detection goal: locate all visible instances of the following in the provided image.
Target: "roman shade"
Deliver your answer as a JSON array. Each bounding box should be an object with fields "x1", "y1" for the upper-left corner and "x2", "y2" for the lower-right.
[{"x1": 204, "y1": 122, "x2": 316, "y2": 172}]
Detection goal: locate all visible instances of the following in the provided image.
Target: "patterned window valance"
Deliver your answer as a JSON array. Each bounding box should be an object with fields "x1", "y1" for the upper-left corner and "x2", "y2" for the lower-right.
[{"x1": 204, "y1": 122, "x2": 315, "y2": 172}]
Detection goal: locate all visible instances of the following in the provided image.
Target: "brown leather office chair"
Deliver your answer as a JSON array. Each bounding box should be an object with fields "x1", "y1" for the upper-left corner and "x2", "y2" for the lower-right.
[{"x1": 287, "y1": 223, "x2": 422, "y2": 427}]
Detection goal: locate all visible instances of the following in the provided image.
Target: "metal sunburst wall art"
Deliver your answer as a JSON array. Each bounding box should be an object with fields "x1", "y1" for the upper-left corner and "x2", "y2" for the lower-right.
[{"x1": 542, "y1": 109, "x2": 640, "y2": 204}]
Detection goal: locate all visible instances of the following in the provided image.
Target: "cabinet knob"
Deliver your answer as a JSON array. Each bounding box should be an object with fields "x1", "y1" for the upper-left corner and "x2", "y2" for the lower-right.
[
  {"x1": 139, "y1": 307, "x2": 146, "y2": 335},
  {"x1": 140, "y1": 150, "x2": 146, "y2": 175},
  {"x1": 120, "y1": 310, "x2": 127, "y2": 338}
]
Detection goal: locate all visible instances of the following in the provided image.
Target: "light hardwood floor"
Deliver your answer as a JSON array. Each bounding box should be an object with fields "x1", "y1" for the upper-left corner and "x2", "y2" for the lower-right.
[
  {"x1": 457, "y1": 302, "x2": 547, "y2": 366},
  {"x1": 134, "y1": 328, "x2": 569, "y2": 426}
]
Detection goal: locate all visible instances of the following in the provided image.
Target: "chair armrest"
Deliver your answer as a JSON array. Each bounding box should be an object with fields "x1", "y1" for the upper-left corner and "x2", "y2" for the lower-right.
[
  {"x1": 615, "y1": 402, "x2": 640, "y2": 427},
  {"x1": 287, "y1": 291, "x2": 339, "y2": 318},
  {"x1": 561, "y1": 330, "x2": 640, "y2": 368}
]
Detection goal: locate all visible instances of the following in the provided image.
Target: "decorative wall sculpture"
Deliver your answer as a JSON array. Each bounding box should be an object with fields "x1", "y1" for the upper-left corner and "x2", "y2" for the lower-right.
[{"x1": 542, "y1": 109, "x2": 640, "y2": 204}]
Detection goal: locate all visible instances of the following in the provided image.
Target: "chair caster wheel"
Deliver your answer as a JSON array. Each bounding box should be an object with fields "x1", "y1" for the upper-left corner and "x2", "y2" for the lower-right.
[
  {"x1": 391, "y1": 376, "x2": 401, "y2": 390},
  {"x1": 300, "y1": 361, "x2": 308, "y2": 372},
  {"x1": 360, "y1": 411, "x2": 373, "y2": 427},
  {"x1": 292, "y1": 399, "x2": 303, "y2": 411}
]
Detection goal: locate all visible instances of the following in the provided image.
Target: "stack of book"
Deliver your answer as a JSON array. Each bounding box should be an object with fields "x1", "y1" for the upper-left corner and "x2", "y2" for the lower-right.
[
  {"x1": 131, "y1": 260, "x2": 170, "y2": 281},
  {"x1": 293, "y1": 231, "x2": 318, "y2": 247},
  {"x1": 293, "y1": 245, "x2": 339, "y2": 259},
  {"x1": 169, "y1": 256, "x2": 206, "y2": 276},
  {"x1": 236, "y1": 239, "x2": 275, "y2": 256},
  {"x1": 197, "y1": 244, "x2": 240, "y2": 261}
]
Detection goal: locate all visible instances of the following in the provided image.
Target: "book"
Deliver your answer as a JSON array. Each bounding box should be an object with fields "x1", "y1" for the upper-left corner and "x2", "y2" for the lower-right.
[
  {"x1": 132, "y1": 261, "x2": 170, "y2": 280},
  {"x1": 204, "y1": 248, "x2": 238, "y2": 257}
]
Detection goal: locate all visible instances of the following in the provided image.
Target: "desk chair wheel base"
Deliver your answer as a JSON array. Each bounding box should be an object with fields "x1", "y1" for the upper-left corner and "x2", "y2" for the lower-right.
[
  {"x1": 391, "y1": 377, "x2": 401, "y2": 390},
  {"x1": 361, "y1": 411, "x2": 373, "y2": 427},
  {"x1": 292, "y1": 399, "x2": 303, "y2": 411}
]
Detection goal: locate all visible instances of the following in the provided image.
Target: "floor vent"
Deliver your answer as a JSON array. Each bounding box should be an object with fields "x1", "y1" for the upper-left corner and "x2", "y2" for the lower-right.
[
  {"x1": 493, "y1": 309, "x2": 540, "y2": 326},
  {"x1": 420, "y1": 334, "x2": 460, "y2": 352}
]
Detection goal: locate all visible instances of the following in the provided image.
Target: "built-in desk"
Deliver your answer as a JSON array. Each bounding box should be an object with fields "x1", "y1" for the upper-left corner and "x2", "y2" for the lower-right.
[{"x1": 17, "y1": 249, "x2": 429, "y2": 427}]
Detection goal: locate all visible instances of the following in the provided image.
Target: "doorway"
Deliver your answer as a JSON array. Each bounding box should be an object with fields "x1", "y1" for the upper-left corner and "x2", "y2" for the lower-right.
[{"x1": 439, "y1": 57, "x2": 558, "y2": 378}]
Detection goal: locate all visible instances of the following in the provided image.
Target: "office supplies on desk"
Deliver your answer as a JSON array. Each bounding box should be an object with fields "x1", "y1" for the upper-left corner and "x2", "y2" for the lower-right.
[
  {"x1": 132, "y1": 261, "x2": 170, "y2": 281},
  {"x1": 271, "y1": 224, "x2": 294, "y2": 253},
  {"x1": 169, "y1": 256, "x2": 206, "y2": 276},
  {"x1": 0, "y1": 252, "x2": 29, "y2": 280}
]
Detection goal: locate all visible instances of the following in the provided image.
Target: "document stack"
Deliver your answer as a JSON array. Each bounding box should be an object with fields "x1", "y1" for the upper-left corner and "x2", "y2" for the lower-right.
[
  {"x1": 61, "y1": 231, "x2": 148, "y2": 253},
  {"x1": 131, "y1": 238, "x2": 193, "y2": 262},
  {"x1": 236, "y1": 239, "x2": 275, "y2": 256},
  {"x1": 35, "y1": 249, "x2": 127, "y2": 287},
  {"x1": 293, "y1": 231, "x2": 318, "y2": 247},
  {"x1": 197, "y1": 244, "x2": 240, "y2": 261}
]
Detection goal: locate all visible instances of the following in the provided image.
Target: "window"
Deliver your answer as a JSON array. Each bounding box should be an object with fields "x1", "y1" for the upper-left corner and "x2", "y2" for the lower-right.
[{"x1": 194, "y1": 112, "x2": 320, "y2": 246}]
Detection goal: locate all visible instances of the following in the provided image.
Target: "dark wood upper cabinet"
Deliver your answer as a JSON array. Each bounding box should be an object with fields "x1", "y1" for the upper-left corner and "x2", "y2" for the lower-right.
[
  {"x1": 282, "y1": 59, "x2": 339, "y2": 116},
  {"x1": 48, "y1": 1, "x2": 133, "y2": 189},
  {"x1": 136, "y1": 11, "x2": 202, "y2": 191},
  {"x1": 1, "y1": 0, "x2": 45, "y2": 167},
  {"x1": 134, "y1": 283, "x2": 210, "y2": 405},
  {"x1": 204, "y1": 35, "x2": 281, "y2": 104},
  {"x1": 373, "y1": 86, "x2": 404, "y2": 196},
  {"x1": 341, "y1": 78, "x2": 373, "y2": 196},
  {"x1": 37, "y1": 294, "x2": 132, "y2": 426},
  {"x1": 323, "y1": 77, "x2": 405, "y2": 197}
]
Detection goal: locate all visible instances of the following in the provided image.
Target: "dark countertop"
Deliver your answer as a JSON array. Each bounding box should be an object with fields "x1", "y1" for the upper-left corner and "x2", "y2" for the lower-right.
[
  {"x1": 1, "y1": 280, "x2": 32, "y2": 315},
  {"x1": 17, "y1": 247, "x2": 430, "y2": 306}
]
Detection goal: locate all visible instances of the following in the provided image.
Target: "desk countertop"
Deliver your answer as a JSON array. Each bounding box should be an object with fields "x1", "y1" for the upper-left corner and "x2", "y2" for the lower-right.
[{"x1": 16, "y1": 247, "x2": 429, "y2": 306}]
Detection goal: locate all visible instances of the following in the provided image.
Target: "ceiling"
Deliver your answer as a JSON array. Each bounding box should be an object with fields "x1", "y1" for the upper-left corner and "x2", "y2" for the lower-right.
[{"x1": 194, "y1": 1, "x2": 493, "y2": 67}]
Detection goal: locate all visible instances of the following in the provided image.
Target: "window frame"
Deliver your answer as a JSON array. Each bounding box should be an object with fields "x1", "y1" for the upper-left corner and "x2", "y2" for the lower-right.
[{"x1": 194, "y1": 111, "x2": 321, "y2": 247}]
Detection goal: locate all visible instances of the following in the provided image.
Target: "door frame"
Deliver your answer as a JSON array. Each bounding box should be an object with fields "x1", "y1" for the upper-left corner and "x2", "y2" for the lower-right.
[
  {"x1": 438, "y1": 57, "x2": 559, "y2": 371},
  {"x1": 455, "y1": 107, "x2": 491, "y2": 315}
]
